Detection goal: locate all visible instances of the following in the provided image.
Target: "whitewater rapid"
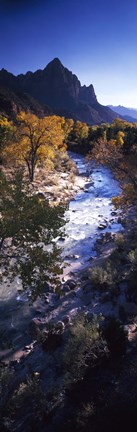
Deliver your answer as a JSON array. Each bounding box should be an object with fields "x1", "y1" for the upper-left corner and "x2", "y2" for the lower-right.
[{"x1": 58, "y1": 152, "x2": 123, "y2": 273}]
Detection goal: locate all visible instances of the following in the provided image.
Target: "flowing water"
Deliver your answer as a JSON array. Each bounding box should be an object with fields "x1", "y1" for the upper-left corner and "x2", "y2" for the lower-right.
[{"x1": 57, "y1": 152, "x2": 123, "y2": 274}]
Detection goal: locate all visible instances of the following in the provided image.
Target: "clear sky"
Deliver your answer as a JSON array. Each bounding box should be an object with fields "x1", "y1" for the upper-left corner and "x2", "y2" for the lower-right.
[{"x1": 0, "y1": 0, "x2": 137, "y2": 107}]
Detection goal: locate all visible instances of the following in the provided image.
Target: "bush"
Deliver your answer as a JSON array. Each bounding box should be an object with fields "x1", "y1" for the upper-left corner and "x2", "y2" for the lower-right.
[
  {"x1": 63, "y1": 314, "x2": 107, "y2": 385},
  {"x1": 128, "y1": 248, "x2": 137, "y2": 265},
  {"x1": 126, "y1": 269, "x2": 137, "y2": 303},
  {"x1": 76, "y1": 402, "x2": 95, "y2": 429},
  {"x1": 10, "y1": 377, "x2": 45, "y2": 413},
  {"x1": 89, "y1": 262, "x2": 118, "y2": 292},
  {"x1": 53, "y1": 151, "x2": 78, "y2": 174},
  {"x1": 103, "y1": 317, "x2": 127, "y2": 357},
  {"x1": 115, "y1": 233, "x2": 125, "y2": 251}
]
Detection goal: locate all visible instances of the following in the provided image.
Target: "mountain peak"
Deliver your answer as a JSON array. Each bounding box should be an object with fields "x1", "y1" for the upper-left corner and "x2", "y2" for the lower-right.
[
  {"x1": 52, "y1": 57, "x2": 62, "y2": 64},
  {"x1": 46, "y1": 57, "x2": 63, "y2": 68},
  {"x1": 0, "y1": 68, "x2": 12, "y2": 75},
  {"x1": 0, "y1": 59, "x2": 120, "y2": 124}
]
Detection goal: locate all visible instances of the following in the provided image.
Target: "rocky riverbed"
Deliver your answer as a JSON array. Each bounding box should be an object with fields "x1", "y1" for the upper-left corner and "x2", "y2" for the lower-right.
[
  {"x1": 0, "y1": 152, "x2": 126, "y2": 363},
  {"x1": 2, "y1": 153, "x2": 137, "y2": 432}
]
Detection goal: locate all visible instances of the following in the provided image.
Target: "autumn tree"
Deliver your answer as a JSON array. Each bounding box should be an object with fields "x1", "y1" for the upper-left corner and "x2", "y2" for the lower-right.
[
  {"x1": 88, "y1": 136, "x2": 137, "y2": 206},
  {"x1": 73, "y1": 120, "x2": 89, "y2": 143},
  {"x1": 0, "y1": 169, "x2": 65, "y2": 297},
  {"x1": 0, "y1": 115, "x2": 14, "y2": 162},
  {"x1": 2, "y1": 112, "x2": 66, "y2": 182},
  {"x1": 63, "y1": 118, "x2": 74, "y2": 141},
  {"x1": 116, "y1": 130, "x2": 125, "y2": 146}
]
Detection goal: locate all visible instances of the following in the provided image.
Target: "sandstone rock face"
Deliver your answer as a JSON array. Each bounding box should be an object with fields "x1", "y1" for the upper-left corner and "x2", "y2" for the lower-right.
[
  {"x1": 79, "y1": 84, "x2": 97, "y2": 105},
  {"x1": 0, "y1": 58, "x2": 121, "y2": 124}
]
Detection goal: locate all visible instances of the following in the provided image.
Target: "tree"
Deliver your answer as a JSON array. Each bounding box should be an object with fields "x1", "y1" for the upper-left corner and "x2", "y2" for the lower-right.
[
  {"x1": 2, "y1": 112, "x2": 66, "y2": 182},
  {"x1": 0, "y1": 170, "x2": 65, "y2": 297},
  {"x1": 0, "y1": 115, "x2": 14, "y2": 162},
  {"x1": 63, "y1": 314, "x2": 106, "y2": 384},
  {"x1": 62, "y1": 118, "x2": 74, "y2": 141},
  {"x1": 73, "y1": 120, "x2": 89, "y2": 143},
  {"x1": 116, "y1": 131, "x2": 125, "y2": 146},
  {"x1": 88, "y1": 137, "x2": 137, "y2": 206}
]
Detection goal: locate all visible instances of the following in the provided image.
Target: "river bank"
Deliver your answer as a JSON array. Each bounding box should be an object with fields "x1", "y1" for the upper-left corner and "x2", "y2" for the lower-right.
[
  {"x1": 1, "y1": 152, "x2": 137, "y2": 432},
  {"x1": 0, "y1": 152, "x2": 126, "y2": 363}
]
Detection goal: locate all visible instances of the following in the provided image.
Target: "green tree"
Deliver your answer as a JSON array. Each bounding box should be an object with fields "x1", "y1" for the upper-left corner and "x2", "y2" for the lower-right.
[
  {"x1": 0, "y1": 115, "x2": 14, "y2": 162},
  {"x1": 63, "y1": 314, "x2": 106, "y2": 384},
  {"x1": 0, "y1": 170, "x2": 65, "y2": 297}
]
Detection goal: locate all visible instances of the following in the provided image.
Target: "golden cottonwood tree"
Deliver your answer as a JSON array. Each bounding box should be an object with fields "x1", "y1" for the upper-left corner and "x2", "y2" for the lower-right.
[
  {"x1": 116, "y1": 131, "x2": 125, "y2": 146},
  {"x1": 73, "y1": 121, "x2": 89, "y2": 142},
  {"x1": 63, "y1": 118, "x2": 74, "y2": 141},
  {"x1": 2, "y1": 112, "x2": 66, "y2": 181},
  {"x1": 88, "y1": 137, "x2": 137, "y2": 206}
]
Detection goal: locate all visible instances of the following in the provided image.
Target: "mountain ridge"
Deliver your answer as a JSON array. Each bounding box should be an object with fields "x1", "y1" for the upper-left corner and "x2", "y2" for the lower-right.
[
  {"x1": 0, "y1": 59, "x2": 128, "y2": 124},
  {"x1": 108, "y1": 105, "x2": 137, "y2": 121}
]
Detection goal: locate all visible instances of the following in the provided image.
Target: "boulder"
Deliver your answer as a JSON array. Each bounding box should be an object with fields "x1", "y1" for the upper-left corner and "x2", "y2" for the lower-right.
[
  {"x1": 65, "y1": 279, "x2": 77, "y2": 290},
  {"x1": 43, "y1": 296, "x2": 50, "y2": 304},
  {"x1": 98, "y1": 223, "x2": 107, "y2": 230},
  {"x1": 118, "y1": 216, "x2": 122, "y2": 224},
  {"x1": 58, "y1": 237, "x2": 65, "y2": 242},
  {"x1": 62, "y1": 315, "x2": 71, "y2": 325},
  {"x1": 55, "y1": 321, "x2": 65, "y2": 332},
  {"x1": 61, "y1": 284, "x2": 70, "y2": 294},
  {"x1": 72, "y1": 254, "x2": 80, "y2": 259}
]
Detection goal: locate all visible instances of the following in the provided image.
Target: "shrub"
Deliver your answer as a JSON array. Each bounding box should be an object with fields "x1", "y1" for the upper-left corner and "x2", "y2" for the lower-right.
[
  {"x1": 76, "y1": 402, "x2": 95, "y2": 429},
  {"x1": 115, "y1": 233, "x2": 125, "y2": 251},
  {"x1": 126, "y1": 269, "x2": 137, "y2": 303},
  {"x1": 63, "y1": 314, "x2": 107, "y2": 384},
  {"x1": 103, "y1": 317, "x2": 127, "y2": 357},
  {"x1": 89, "y1": 262, "x2": 118, "y2": 291},
  {"x1": 128, "y1": 248, "x2": 137, "y2": 265},
  {"x1": 9, "y1": 376, "x2": 50, "y2": 425},
  {"x1": 0, "y1": 365, "x2": 14, "y2": 417}
]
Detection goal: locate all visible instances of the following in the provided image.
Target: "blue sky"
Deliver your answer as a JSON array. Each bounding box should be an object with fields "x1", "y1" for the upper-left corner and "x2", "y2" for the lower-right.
[{"x1": 0, "y1": 0, "x2": 137, "y2": 107}]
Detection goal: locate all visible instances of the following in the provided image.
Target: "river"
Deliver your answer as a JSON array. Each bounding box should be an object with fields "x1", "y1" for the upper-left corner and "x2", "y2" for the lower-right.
[
  {"x1": 0, "y1": 152, "x2": 123, "y2": 359},
  {"x1": 57, "y1": 152, "x2": 123, "y2": 275}
]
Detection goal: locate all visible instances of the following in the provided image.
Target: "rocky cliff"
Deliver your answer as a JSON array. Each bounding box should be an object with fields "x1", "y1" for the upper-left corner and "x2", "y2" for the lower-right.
[{"x1": 0, "y1": 58, "x2": 120, "y2": 124}]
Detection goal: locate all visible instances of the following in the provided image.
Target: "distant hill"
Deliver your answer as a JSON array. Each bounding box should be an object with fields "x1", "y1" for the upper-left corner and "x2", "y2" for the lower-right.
[
  {"x1": 0, "y1": 58, "x2": 121, "y2": 124},
  {"x1": 108, "y1": 105, "x2": 137, "y2": 122}
]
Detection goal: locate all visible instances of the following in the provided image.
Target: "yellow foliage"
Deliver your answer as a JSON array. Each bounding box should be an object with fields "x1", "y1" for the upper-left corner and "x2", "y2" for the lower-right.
[
  {"x1": 74, "y1": 121, "x2": 89, "y2": 141},
  {"x1": 0, "y1": 116, "x2": 14, "y2": 149},
  {"x1": 2, "y1": 112, "x2": 66, "y2": 181},
  {"x1": 89, "y1": 136, "x2": 137, "y2": 207},
  {"x1": 63, "y1": 118, "x2": 74, "y2": 140},
  {"x1": 116, "y1": 131, "x2": 125, "y2": 146}
]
